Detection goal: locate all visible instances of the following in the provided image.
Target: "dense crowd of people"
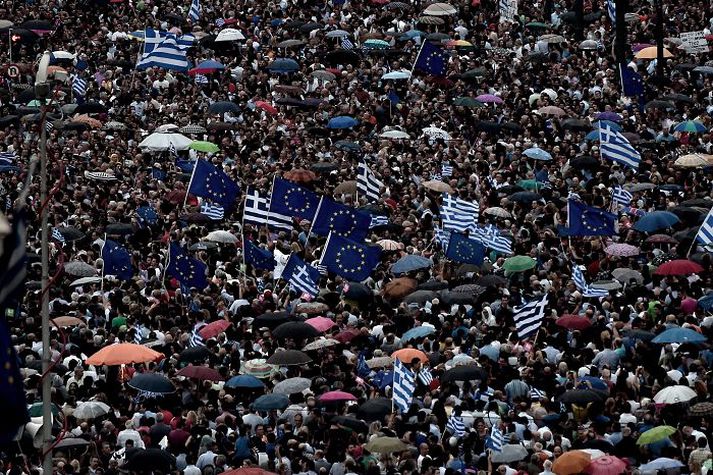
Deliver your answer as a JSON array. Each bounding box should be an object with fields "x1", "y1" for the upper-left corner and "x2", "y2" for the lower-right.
[{"x1": 1, "y1": 0, "x2": 713, "y2": 473}]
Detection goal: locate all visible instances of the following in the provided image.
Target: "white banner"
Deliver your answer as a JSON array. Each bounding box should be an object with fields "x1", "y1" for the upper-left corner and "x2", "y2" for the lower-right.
[
  {"x1": 680, "y1": 31, "x2": 709, "y2": 54},
  {"x1": 499, "y1": 0, "x2": 518, "y2": 22}
]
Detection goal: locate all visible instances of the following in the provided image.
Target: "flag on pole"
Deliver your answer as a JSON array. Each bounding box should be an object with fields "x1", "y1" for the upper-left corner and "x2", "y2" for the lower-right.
[
  {"x1": 392, "y1": 359, "x2": 416, "y2": 413},
  {"x1": 571, "y1": 264, "x2": 609, "y2": 298},
  {"x1": 188, "y1": 0, "x2": 201, "y2": 21},
  {"x1": 243, "y1": 186, "x2": 292, "y2": 231},
  {"x1": 310, "y1": 198, "x2": 371, "y2": 241},
  {"x1": 611, "y1": 185, "x2": 633, "y2": 207},
  {"x1": 486, "y1": 424, "x2": 505, "y2": 452},
  {"x1": 188, "y1": 159, "x2": 240, "y2": 210},
  {"x1": 418, "y1": 368, "x2": 434, "y2": 386},
  {"x1": 244, "y1": 240, "x2": 276, "y2": 271},
  {"x1": 562, "y1": 200, "x2": 617, "y2": 236},
  {"x1": 102, "y1": 239, "x2": 133, "y2": 280},
  {"x1": 471, "y1": 224, "x2": 513, "y2": 255},
  {"x1": 446, "y1": 414, "x2": 466, "y2": 438},
  {"x1": 441, "y1": 163, "x2": 454, "y2": 177},
  {"x1": 136, "y1": 35, "x2": 191, "y2": 72},
  {"x1": 696, "y1": 207, "x2": 713, "y2": 247},
  {"x1": 167, "y1": 243, "x2": 208, "y2": 289},
  {"x1": 200, "y1": 202, "x2": 225, "y2": 220},
  {"x1": 445, "y1": 232, "x2": 485, "y2": 265},
  {"x1": 599, "y1": 124, "x2": 641, "y2": 169},
  {"x1": 72, "y1": 76, "x2": 87, "y2": 100},
  {"x1": 269, "y1": 178, "x2": 320, "y2": 221},
  {"x1": 188, "y1": 322, "x2": 206, "y2": 347},
  {"x1": 282, "y1": 254, "x2": 321, "y2": 297},
  {"x1": 320, "y1": 233, "x2": 381, "y2": 282},
  {"x1": 413, "y1": 41, "x2": 449, "y2": 76},
  {"x1": 440, "y1": 193, "x2": 479, "y2": 233},
  {"x1": 513, "y1": 295, "x2": 548, "y2": 340},
  {"x1": 620, "y1": 65, "x2": 644, "y2": 97},
  {"x1": 51, "y1": 228, "x2": 66, "y2": 244},
  {"x1": 607, "y1": 0, "x2": 616, "y2": 22},
  {"x1": 356, "y1": 162, "x2": 384, "y2": 202},
  {"x1": 341, "y1": 38, "x2": 354, "y2": 50}
]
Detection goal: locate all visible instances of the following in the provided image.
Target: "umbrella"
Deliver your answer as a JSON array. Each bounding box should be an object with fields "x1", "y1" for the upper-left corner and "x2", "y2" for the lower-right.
[
  {"x1": 325, "y1": 49, "x2": 361, "y2": 66},
  {"x1": 675, "y1": 153, "x2": 711, "y2": 168},
  {"x1": 441, "y1": 365, "x2": 487, "y2": 383},
  {"x1": 484, "y1": 207, "x2": 511, "y2": 218},
  {"x1": 199, "y1": 320, "x2": 231, "y2": 339},
  {"x1": 365, "y1": 437, "x2": 409, "y2": 453},
  {"x1": 327, "y1": 116, "x2": 359, "y2": 129},
  {"x1": 502, "y1": 256, "x2": 536, "y2": 272},
  {"x1": 674, "y1": 120, "x2": 707, "y2": 133},
  {"x1": 105, "y1": 223, "x2": 134, "y2": 235},
  {"x1": 556, "y1": 315, "x2": 592, "y2": 331},
  {"x1": 635, "y1": 46, "x2": 673, "y2": 59},
  {"x1": 64, "y1": 261, "x2": 96, "y2": 277},
  {"x1": 188, "y1": 60, "x2": 225, "y2": 76},
  {"x1": 523, "y1": 148, "x2": 553, "y2": 161},
  {"x1": 646, "y1": 234, "x2": 678, "y2": 244},
  {"x1": 392, "y1": 348, "x2": 428, "y2": 364},
  {"x1": 689, "y1": 402, "x2": 713, "y2": 417},
  {"x1": 73, "y1": 401, "x2": 110, "y2": 420},
  {"x1": 639, "y1": 458, "x2": 684, "y2": 472},
  {"x1": 508, "y1": 191, "x2": 542, "y2": 203},
  {"x1": 277, "y1": 39, "x2": 304, "y2": 48},
  {"x1": 476, "y1": 275, "x2": 508, "y2": 287},
  {"x1": 633, "y1": 211, "x2": 680, "y2": 232},
  {"x1": 266, "y1": 349, "x2": 312, "y2": 366},
  {"x1": 189, "y1": 141, "x2": 220, "y2": 153},
  {"x1": 320, "y1": 391, "x2": 357, "y2": 402},
  {"x1": 87, "y1": 343, "x2": 163, "y2": 366},
  {"x1": 379, "y1": 130, "x2": 411, "y2": 139},
  {"x1": 652, "y1": 327, "x2": 707, "y2": 344},
  {"x1": 558, "y1": 389, "x2": 606, "y2": 404},
  {"x1": 491, "y1": 444, "x2": 529, "y2": 463},
  {"x1": 254, "y1": 311, "x2": 295, "y2": 329},
  {"x1": 283, "y1": 168, "x2": 317, "y2": 183},
  {"x1": 637, "y1": 426, "x2": 677, "y2": 445},
  {"x1": 693, "y1": 66, "x2": 713, "y2": 75},
  {"x1": 51, "y1": 316, "x2": 84, "y2": 327},
  {"x1": 272, "y1": 321, "x2": 320, "y2": 339},
  {"x1": 52, "y1": 437, "x2": 89, "y2": 450},
  {"x1": 294, "y1": 302, "x2": 330, "y2": 315},
  {"x1": 402, "y1": 326, "x2": 435, "y2": 342},
  {"x1": 305, "y1": 316, "x2": 336, "y2": 332},
  {"x1": 179, "y1": 124, "x2": 207, "y2": 135},
  {"x1": 208, "y1": 101, "x2": 240, "y2": 115},
  {"x1": 377, "y1": 239, "x2": 401, "y2": 251},
  {"x1": 654, "y1": 259, "x2": 703, "y2": 275},
  {"x1": 273, "y1": 377, "x2": 311, "y2": 394},
  {"x1": 125, "y1": 449, "x2": 176, "y2": 472},
  {"x1": 604, "y1": 243, "x2": 640, "y2": 257},
  {"x1": 241, "y1": 359, "x2": 276, "y2": 378},
  {"x1": 331, "y1": 416, "x2": 369, "y2": 433},
  {"x1": 253, "y1": 393, "x2": 290, "y2": 411},
  {"x1": 552, "y1": 450, "x2": 591, "y2": 475},
  {"x1": 357, "y1": 398, "x2": 392, "y2": 421},
  {"x1": 268, "y1": 58, "x2": 300, "y2": 73},
  {"x1": 366, "y1": 356, "x2": 394, "y2": 369},
  {"x1": 127, "y1": 373, "x2": 175, "y2": 394},
  {"x1": 215, "y1": 28, "x2": 245, "y2": 42},
  {"x1": 205, "y1": 230, "x2": 238, "y2": 244},
  {"x1": 475, "y1": 94, "x2": 503, "y2": 104},
  {"x1": 422, "y1": 180, "x2": 453, "y2": 193},
  {"x1": 312, "y1": 69, "x2": 336, "y2": 81},
  {"x1": 422, "y1": 2, "x2": 457, "y2": 15},
  {"x1": 177, "y1": 365, "x2": 223, "y2": 381},
  {"x1": 334, "y1": 140, "x2": 361, "y2": 153},
  {"x1": 662, "y1": 93, "x2": 693, "y2": 104},
  {"x1": 653, "y1": 385, "x2": 697, "y2": 404},
  {"x1": 225, "y1": 374, "x2": 265, "y2": 390},
  {"x1": 422, "y1": 126, "x2": 451, "y2": 140},
  {"x1": 453, "y1": 96, "x2": 484, "y2": 108},
  {"x1": 391, "y1": 255, "x2": 432, "y2": 274},
  {"x1": 139, "y1": 132, "x2": 193, "y2": 151},
  {"x1": 383, "y1": 278, "x2": 418, "y2": 300},
  {"x1": 326, "y1": 30, "x2": 350, "y2": 38},
  {"x1": 303, "y1": 338, "x2": 340, "y2": 351},
  {"x1": 591, "y1": 280, "x2": 621, "y2": 291},
  {"x1": 580, "y1": 39, "x2": 599, "y2": 50},
  {"x1": 418, "y1": 16, "x2": 445, "y2": 25},
  {"x1": 363, "y1": 39, "x2": 390, "y2": 49}
]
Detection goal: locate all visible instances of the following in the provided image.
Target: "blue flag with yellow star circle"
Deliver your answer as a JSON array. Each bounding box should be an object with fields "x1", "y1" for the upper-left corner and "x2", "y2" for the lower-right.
[
  {"x1": 320, "y1": 233, "x2": 381, "y2": 282},
  {"x1": 167, "y1": 242, "x2": 208, "y2": 289},
  {"x1": 311, "y1": 198, "x2": 371, "y2": 241},
  {"x1": 188, "y1": 159, "x2": 240, "y2": 210},
  {"x1": 102, "y1": 239, "x2": 133, "y2": 280},
  {"x1": 445, "y1": 232, "x2": 485, "y2": 265}
]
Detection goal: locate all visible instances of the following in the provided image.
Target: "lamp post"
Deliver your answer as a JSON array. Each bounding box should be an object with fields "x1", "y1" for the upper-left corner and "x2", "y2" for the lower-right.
[{"x1": 34, "y1": 51, "x2": 53, "y2": 475}]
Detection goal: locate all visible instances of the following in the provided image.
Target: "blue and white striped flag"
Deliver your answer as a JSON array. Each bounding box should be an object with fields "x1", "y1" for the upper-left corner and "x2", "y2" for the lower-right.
[
  {"x1": 446, "y1": 414, "x2": 466, "y2": 438},
  {"x1": 200, "y1": 202, "x2": 225, "y2": 220},
  {"x1": 134, "y1": 325, "x2": 145, "y2": 344},
  {"x1": 143, "y1": 28, "x2": 195, "y2": 56},
  {"x1": 194, "y1": 74, "x2": 209, "y2": 85},
  {"x1": 357, "y1": 162, "x2": 383, "y2": 202},
  {"x1": 486, "y1": 424, "x2": 505, "y2": 452},
  {"x1": 72, "y1": 76, "x2": 87, "y2": 99},
  {"x1": 611, "y1": 185, "x2": 632, "y2": 207},
  {"x1": 137, "y1": 34, "x2": 191, "y2": 72},
  {"x1": 513, "y1": 295, "x2": 548, "y2": 340},
  {"x1": 599, "y1": 125, "x2": 641, "y2": 169},
  {"x1": 393, "y1": 359, "x2": 416, "y2": 413},
  {"x1": 696, "y1": 207, "x2": 713, "y2": 247},
  {"x1": 51, "y1": 228, "x2": 65, "y2": 244},
  {"x1": 441, "y1": 163, "x2": 454, "y2": 177},
  {"x1": 440, "y1": 193, "x2": 479, "y2": 233},
  {"x1": 418, "y1": 368, "x2": 434, "y2": 386},
  {"x1": 530, "y1": 387, "x2": 546, "y2": 400},
  {"x1": 607, "y1": 0, "x2": 616, "y2": 23},
  {"x1": 434, "y1": 227, "x2": 451, "y2": 250},
  {"x1": 46, "y1": 121, "x2": 54, "y2": 133},
  {"x1": 369, "y1": 214, "x2": 389, "y2": 229},
  {"x1": 341, "y1": 38, "x2": 354, "y2": 50},
  {"x1": 188, "y1": 322, "x2": 206, "y2": 347},
  {"x1": 283, "y1": 254, "x2": 320, "y2": 297},
  {"x1": 571, "y1": 264, "x2": 609, "y2": 297},
  {"x1": 0, "y1": 151, "x2": 16, "y2": 165},
  {"x1": 430, "y1": 173, "x2": 442, "y2": 181},
  {"x1": 188, "y1": 0, "x2": 200, "y2": 21},
  {"x1": 243, "y1": 186, "x2": 293, "y2": 231},
  {"x1": 472, "y1": 225, "x2": 513, "y2": 255}
]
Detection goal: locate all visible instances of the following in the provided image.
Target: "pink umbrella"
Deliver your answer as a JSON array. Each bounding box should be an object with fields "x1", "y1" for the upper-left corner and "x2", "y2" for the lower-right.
[
  {"x1": 199, "y1": 320, "x2": 231, "y2": 339},
  {"x1": 305, "y1": 316, "x2": 336, "y2": 333},
  {"x1": 604, "y1": 243, "x2": 640, "y2": 257},
  {"x1": 319, "y1": 390, "x2": 358, "y2": 402},
  {"x1": 584, "y1": 455, "x2": 627, "y2": 475},
  {"x1": 475, "y1": 94, "x2": 503, "y2": 104}
]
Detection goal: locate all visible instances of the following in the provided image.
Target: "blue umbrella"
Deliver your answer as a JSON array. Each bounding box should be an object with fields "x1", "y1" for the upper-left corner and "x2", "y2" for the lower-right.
[
  {"x1": 673, "y1": 120, "x2": 707, "y2": 133},
  {"x1": 252, "y1": 393, "x2": 290, "y2": 411},
  {"x1": 580, "y1": 375, "x2": 608, "y2": 391},
  {"x1": 652, "y1": 327, "x2": 707, "y2": 344},
  {"x1": 208, "y1": 101, "x2": 239, "y2": 115},
  {"x1": 334, "y1": 140, "x2": 361, "y2": 152},
  {"x1": 127, "y1": 374, "x2": 175, "y2": 394},
  {"x1": 592, "y1": 120, "x2": 622, "y2": 131},
  {"x1": 327, "y1": 116, "x2": 359, "y2": 129},
  {"x1": 268, "y1": 58, "x2": 299, "y2": 73},
  {"x1": 391, "y1": 254, "x2": 432, "y2": 274},
  {"x1": 191, "y1": 59, "x2": 225, "y2": 72},
  {"x1": 596, "y1": 111, "x2": 622, "y2": 122},
  {"x1": 0, "y1": 165, "x2": 20, "y2": 173},
  {"x1": 633, "y1": 211, "x2": 680, "y2": 232},
  {"x1": 225, "y1": 374, "x2": 265, "y2": 389},
  {"x1": 479, "y1": 345, "x2": 499, "y2": 362},
  {"x1": 402, "y1": 326, "x2": 435, "y2": 342},
  {"x1": 398, "y1": 30, "x2": 425, "y2": 41},
  {"x1": 522, "y1": 148, "x2": 552, "y2": 161},
  {"x1": 698, "y1": 293, "x2": 713, "y2": 311}
]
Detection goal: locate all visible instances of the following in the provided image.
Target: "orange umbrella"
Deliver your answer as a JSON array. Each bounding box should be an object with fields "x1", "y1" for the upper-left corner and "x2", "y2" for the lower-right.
[
  {"x1": 634, "y1": 46, "x2": 673, "y2": 59},
  {"x1": 382, "y1": 277, "x2": 418, "y2": 300},
  {"x1": 51, "y1": 316, "x2": 84, "y2": 327},
  {"x1": 86, "y1": 343, "x2": 164, "y2": 366},
  {"x1": 392, "y1": 348, "x2": 428, "y2": 364},
  {"x1": 72, "y1": 114, "x2": 102, "y2": 129},
  {"x1": 552, "y1": 450, "x2": 591, "y2": 475}
]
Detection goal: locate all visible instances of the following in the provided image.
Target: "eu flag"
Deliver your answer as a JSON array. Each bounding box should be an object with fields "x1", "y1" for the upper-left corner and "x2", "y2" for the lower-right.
[
  {"x1": 152, "y1": 167, "x2": 167, "y2": 181},
  {"x1": 269, "y1": 178, "x2": 321, "y2": 221},
  {"x1": 620, "y1": 64, "x2": 644, "y2": 97},
  {"x1": 136, "y1": 205, "x2": 159, "y2": 226},
  {"x1": 0, "y1": 318, "x2": 28, "y2": 444},
  {"x1": 244, "y1": 240, "x2": 275, "y2": 271},
  {"x1": 311, "y1": 198, "x2": 371, "y2": 241},
  {"x1": 167, "y1": 242, "x2": 208, "y2": 289},
  {"x1": 414, "y1": 42, "x2": 449, "y2": 76},
  {"x1": 176, "y1": 160, "x2": 195, "y2": 173},
  {"x1": 445, "y1": 232, "x2": 485, "y2": 265},
  {"x1": 188, "y1": 159, "x2": 240, "y2": 210},
  {"x1": 565, "y1": 200, "x2": 617, "y2": 236},
  {"x1": 320, "y1": 233, "x2": 381, "y2": 282},
  {"x1": 102, "y1": 239, "x2": 133, "y2": 280}
]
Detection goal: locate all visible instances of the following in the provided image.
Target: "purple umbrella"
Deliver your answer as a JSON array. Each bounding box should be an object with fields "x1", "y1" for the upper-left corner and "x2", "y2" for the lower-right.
[
  {"x1": 596, "y1": 111, "x2": 622, "y2": 122},
  {"x1": 475, "y1": 94, "x2": 504, "y2": 104},
  {"x1": 631, "y1": 43, "x2": 654, "y2": 52}
]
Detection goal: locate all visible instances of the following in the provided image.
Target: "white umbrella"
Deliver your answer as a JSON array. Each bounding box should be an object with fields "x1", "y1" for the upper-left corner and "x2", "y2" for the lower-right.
[
  {"x1": 70, "y1": 276, "x2": 103, "y2": 287},
  {"x1": 422, "y1": 2, "x2": 457, "y2": 15},
  {"x1": 422, "y1": 127, "x2": 451, "y2": 140},
  {"x1": 381, "y1": 71, "x2": 411, "y2": 80},
  {"x1": 379, "y1": 130, "x2": 411, "y2": 140},
  {"x1": 215, "y1": 28, "x2": 245, "y2": 42},
  {"x1": 653, "y1": 385, "x2": 697, "y2": 404},
  {"x1": 51, "y1": 50, "x2": 76, "y2": 60},
  {"x1": 325, "y1": 30, "x2": 350, "y2": 38},
  {"x1": 73, "y1": 401, "x2": 110, "y2": 419},
  {"x1": 540, "y1": 88, "x2": 558, "y2": 100},
  {"x1": 155, "y1": 123, "x2": 180, "y2": 133},
  {"x1": 444, "y1": 354, "x2": 475, "y2": 369},
  {"x1": 139, "y1": 132, "x2": 193, "y2": 151},
  {"x1": 64, "y1": 261, "x2": 97, "y2": 277},
  {"x1": 273, "y1": 377, "x2": 311, "y2": 394},
  {"x1": 205, "y1": 230, "x2": 238, "y2": 244}
]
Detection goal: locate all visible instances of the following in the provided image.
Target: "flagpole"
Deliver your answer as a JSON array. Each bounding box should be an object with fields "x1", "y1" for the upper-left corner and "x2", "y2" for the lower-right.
[
  {"x1": 264, "y1": 175, "x2": 277, "y2": 236},
  {"x1": 100, "y1": 234, "x2": 107, "y2": 306},
  {"x1": 686, "y1": 236, "x2": 698, "y2": 257},
  {"x1": 307, "y1": 196, "x2": 324, "y2": 244},
  {"x1": 409, "y1": 41, "x2": 427, "y2": 81},
  {"x1": 183, "y1": 158, "x2": 199, "y2": 210},
  {"x1": 161, "y1": 241, "x2": 171, "y2": 290},
  {"x1": 318, "y1": 232, "x2": 332, "y2": 267}
]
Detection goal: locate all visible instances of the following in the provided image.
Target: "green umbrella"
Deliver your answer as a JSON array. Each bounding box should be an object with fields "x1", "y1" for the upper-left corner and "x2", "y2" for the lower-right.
[
  {"x1": 503, "y1": 256, "x2": 536, "y2": 272},
  {"x1": 518, "y1": 179, "x2": 544, "y2": 191},
  {"x1": 28, "y1": 402, "x2": 62, "y2": 417},
  {"x1": 364, "y1": 436, "x2": 409, "y2": 453},
  {"x1": 189, "y1": 141, "x2": 220, "y2": 153},
  {"x1": 637, "y1": 425, "x2": 677, "y2": 445},
  {"x1": 453, "y1": 96, "x2": 484, "y2": 108},
  {"x1": 526, "y1": 21, "x2": 549, "y2": 29}
]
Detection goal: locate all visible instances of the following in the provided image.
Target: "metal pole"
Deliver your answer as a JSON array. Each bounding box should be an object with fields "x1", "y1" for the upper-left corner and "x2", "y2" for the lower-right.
[
  {"x1": 573, "y1": 0, "x2": 584, "y2": 42},
  {"x1": 654, "y1": 0, "x2": 665, "y2": 85}
]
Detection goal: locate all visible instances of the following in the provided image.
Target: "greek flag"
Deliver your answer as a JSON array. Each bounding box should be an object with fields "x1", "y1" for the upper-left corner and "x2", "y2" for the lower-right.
[
  {"x1": 188, "y1": 322, "x2": 206, "y2": 347},
  {"x1": 0, "y1": 151, "x2": 16, "y2": 165},
  {"x1": 440, "y1": 193, "x2": 479, "y2": 233},
  {"x1": 446, "y1": 414, "x2": 466, "y2": 438},
  {"x1": 611, "y1": 185, "x2": 632, "y2": 207},
  {"x1": 243, "y1": 186, "x2": 292, "y2": 231},
  {"x1": 357, "y1": 162, "x2": 383, "y2": 202},
  {"x1": 188, "y1": 0, "x2": 200, "y2": 21},
  {"x1": 530, "y1": 387, "x2": 546, "y2": 399},
  {"x1": 392, "y1": 359, "x2": 416, "y2": 413},
  {"x1": 441, "y1": 163, "x2": 454, "y2": 177},
  {"x1": 571, "y1": 264, "x2": 609, "y2": 297},
  {"x1": 341, "y1": 38, "x2": 354, "y2": 50},
  {"x1": 283, "y1": 254, "x2": 320, "y2": 297},
  {"x1": 369, "y1": 215, "x2": 389, "y2": 229},
  {"x1": 472, "y1": 225, "x2": 513, "y2": 255},
  {"x1": 137, "y1": 35, "x2": 190, "y2": 72},
  {"x1": 696, "y1": 207, "x2": 713, "y2": 247},
  {"x1": 599, "y1": 125, "x2": 641, "y2": 169},
  {"x1": 142, "y1": 28, "x2": 195, "y2": 56},
  {"x1": 46, "y1": 121, "x2": 54, "y2": 133},
  {"x1": 134, "y1": 325, "x2": 145, "y2": 344},
  {"x1": 434, "y1": 228, "x2": 451, "y2": 250},
  {"x1": 607, "y1": 0, "x2": 616, "y2": 23},
  {"x1": 200, "y1": 202, "x2": 225, "y2": 220},
  {"x1": 72, "y1": 76, "x2": 87, "y2": 98},
  {"x1": 486, "y1": 424, "x2": 504, "y2": 452},
  {"x1": 51, "y1": 228, "x2": 65, "y2": 244},
  {"x1": 513, "y1": 294, "x2": 548, "y2": 340},
  {"x1": 418, "y1": 368, "x2": 434, "y2": 386}
]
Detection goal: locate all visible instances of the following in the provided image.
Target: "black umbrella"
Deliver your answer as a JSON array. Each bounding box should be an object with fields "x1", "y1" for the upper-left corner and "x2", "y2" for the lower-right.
[
  {"x1": 164, "y1": 12, "x2": 185, "y2": 25},
  {"x1": 343, "y1": 282, "x2": 372, "y2": 300},
  {"x1": 105, "y1": 223, "x2": 134, "y2": 235},
  {"x1": 476, "y1": 120, "x2": 502, "y2": 133},
  {"x1": 53, "y1": 437, "x2": 90, "y2": 450},
  {"x1": 325, "y1": 49, "x2": 361, "y2": 66},
  {"x1": 300, "y1": 22, "x2": 322, "y2": 33},
  {"x1": 645, "y1": 100, "x2": 675, "y2": 110},
  {"x1": 441, "y1": 365, "x2": 487, "y2": 383},
  {"x1": 476, "y1": 275, "x2": 508, "y2": 287},
  {"x1": 179, "y1": 212, "x2": 213, "y2": 224},
  {"x1": 509, "y1": 191, "x2": 543, "y2": 203},
  {"x1": 179, "y1": 346, "x2": 212, "y2": 363},
  {"x1": 561, "y1": 118, "x2": 590, "y2": 131},
  {"x1": 558, "y1": 389, "x2": 607, "y2": 404},
  {"x1": 275, "y1": 97, "x2": 323, "y2": 108},
  {"x1": 418, "y1": 280, "x2": 450, "y2": 291},
  {"x1": 8, "y1": 28, "x2": 39, "y2": 43},
  {"x1": 265, "y1": 349, "x2": 312, "y2": 366},
  {"x1": 439, "y1": 290, "x2": 478, "y2": 305},
  {"x1": 74, "y1": 102, "x2": 107, "y2": 114},
  {"x1": 334, "y1": 140, "x2": 361, "y2": 153},
  {"x1": 21, "y1": 20, "x2": 53, "y2": 30},
  {"x1": 331, "y1": 415, "x2": 369, "y2": 433},
  {"x1": 570, "y1": 155, "x2": 600, "y2": 169},
  {"x1": 661, "y1": 93, "x2": 694, "y2": 104},
  {"x1": 498, "y1": 185, "x2": 524, "y2": 195},
  {"x1": 208, "y1": 101, "x2": 240, "y2": 115},
  {"x1": 357, "y1": 398, "x2": 392, "y2": 422},
  {"x1": 311, "y1": 162, "x2": 339, "y2": 172},
  {"x1": 669, "y1": 206, "x2": 706, "y2": 224},
  {"x1": 127, "y1": 373, "x2": 175, "y2": 394},
  {"x1": 57, "y1": 226, "x2": 85, "y2": 241},
  {"x1": 283, "y1": 20, "x2": 306, "y2": 30},
  {"x1": 681, "y1": 199, "x2": 713, "y2": 207},
  {"x1": 125, "y1": 448, "x2": 176, "y2": 472},
  {"x1": 271, "y1": 321, "x2": 320, "y2": 339},
  {"x1": 253, "y1": 311, "x2": 295, "y2": 328}
]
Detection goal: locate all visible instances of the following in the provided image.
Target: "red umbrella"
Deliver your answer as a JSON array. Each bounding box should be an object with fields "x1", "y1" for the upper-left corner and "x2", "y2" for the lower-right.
[
  {"x1": 305, "y1": 316, "x2": 336, "y2": 332},
  {"x1": 334, "y1": 329, "x2": 359, "y2": 343},
  {"x1": 319, "y1": 390, "x2": 358, "y2": 402},
  {"x1": 177, "y1": 365, "x2": 223, "y2": 381},
  {"x1": 199, "y1": 320, "x2": 232, "y2": 339},
  {"x1": 255, "y1": 100, "x2": 278, "y2": 115},
  {"x1": 584, "y1": 455, "x2": 627, "y2": 475},
  {"x1": 556, "y1": 314, "x2": 592, "y2": 331},
  {"x1": 283, "y1": 168, "x2": 317, "y2": 184},
  {"x1": 654, "y1": 259, "x2": 704, "y2": 276},
  {"x1": 165, "y1": 190, "x2": 198, "y2": 206},
  {"x1": 645, "y1": 234, "x2": 678, "y2": 244}
]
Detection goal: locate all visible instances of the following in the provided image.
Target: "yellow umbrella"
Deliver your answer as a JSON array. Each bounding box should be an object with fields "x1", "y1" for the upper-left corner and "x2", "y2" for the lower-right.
[{"x1": 635, "y1": 46, "x2": 673, "y2": 59}]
